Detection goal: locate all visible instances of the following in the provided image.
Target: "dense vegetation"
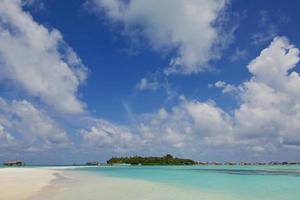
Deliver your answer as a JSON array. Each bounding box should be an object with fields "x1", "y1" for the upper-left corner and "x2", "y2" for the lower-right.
[{"x1": 107, "y1": 154, "x2": 196, "y2": 165}]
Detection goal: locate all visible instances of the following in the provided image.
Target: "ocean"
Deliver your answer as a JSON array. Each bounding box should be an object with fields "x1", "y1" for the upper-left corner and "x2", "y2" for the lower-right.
[{"x1": 54, "y1": 165, "x2": 300, "y2": 200}]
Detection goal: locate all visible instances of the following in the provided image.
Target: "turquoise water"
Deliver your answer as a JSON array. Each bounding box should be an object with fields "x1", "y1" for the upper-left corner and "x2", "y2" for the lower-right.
[{"x1": 74, "y1": 165, "x2": 300, "y2": 200}]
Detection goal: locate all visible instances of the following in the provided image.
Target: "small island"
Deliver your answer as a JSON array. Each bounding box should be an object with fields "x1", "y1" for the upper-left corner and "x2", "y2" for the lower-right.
[{"x1": 107, "y1": 154, "x2": 196, "y2": 165}]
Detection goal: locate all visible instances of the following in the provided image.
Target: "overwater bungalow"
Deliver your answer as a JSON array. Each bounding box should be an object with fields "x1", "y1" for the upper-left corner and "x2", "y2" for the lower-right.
[
  {"x1": 288, "y1": 162, "x2": 297, "y2": 165},
  {"x1": 239, "y1": 162, "x2": 252, "y2": 165},
  {"x1": 225, "y1": 162, "x2": 237, "y2": 165},
  {"x1": 268, "y1": 162, "x2": 280, "y2": 165},
  {"x1": 86, "y1": 161, "x2": 99, "y2": 166},
  {"x1": 209, "y1": 162, "x2": 222, "y2": 165},
  {"x1": 197, "y1": 162, "x2": 209, "y2": 165},
  {"x1": 253, "y1": 162, "x2": 266, "y2": 165},
  {"x1": 4, "y1": 160, "x2": 24, "y2": 166}
]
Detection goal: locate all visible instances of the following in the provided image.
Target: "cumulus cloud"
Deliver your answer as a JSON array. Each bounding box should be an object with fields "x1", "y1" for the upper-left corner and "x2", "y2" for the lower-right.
[
  {"x1": 213, "y1": 81, "x2": 240, "y2": 94},
  {"x1": 80, "y1": 119, "x2": 143, "y2": 153},
  {"x1": 0, "y1": 97, "x2": 70, "y2": 152},
  {"x1": 80, "y1": 100, "x2": 234, "y2": 155},
  {"x1": 88, "y1": 0, "x2": 230, "y2": 74},
  {"x1": 213, "y1": 37, "x2": 300, "y2": 153},
  {"x1": 0, "y1": 0, "x2": 88, "y2": 114},
  {"x1": 234, "y1": 36, "x2": 300, "y2": 150},
  {"x1": 138, "y1": 100, "x2": 234, "y2": 149},
  {"x1": 138, "y1": 36, "x2": 300, "y2": 154},
  {"x1": 82, "y1": 37, "x2": 300, "y2": 158}
]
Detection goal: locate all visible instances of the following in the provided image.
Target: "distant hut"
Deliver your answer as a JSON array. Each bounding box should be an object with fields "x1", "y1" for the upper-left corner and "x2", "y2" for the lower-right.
[
  {"x1": 225, "y1": 162, "x2": 237, "y2": 165},
  {"x1": 4, "y1": 160, "x2": 24, "y2": 166},
  {"x1": 86, "y1": 161, "x2": 99, "y2": 166},
  {"x1": 209, "y1": 162, "x2": 222, "y2": 165},
  {"x1": 197, "y1": 162, "x2": 208, "y2": 165},
  {"x1": 239, "y1": 162, "x2": 251, "y2": 166},
  {"x1": 254, "y1": 162, "x2": 266, "y2": 165}
]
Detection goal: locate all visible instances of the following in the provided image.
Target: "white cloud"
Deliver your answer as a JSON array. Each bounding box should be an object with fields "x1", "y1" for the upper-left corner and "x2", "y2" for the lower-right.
[
  {"x1": 213, "y1": 81, "x2": 240, "y2": 94},
  {"x1": 247, "y1": 37, "x2": 300, "y2": 91},
  {"x1": 135, "y1": 72, "x2": 178, "y2": 103},
  {"x1": 80, "y1": 119, "x2": 143, "y2": 153},
  {"x1": 70, "y1": 36, "x2": 300, "y2": 159},
  {"x1": 216, "y1": 37, "x2": 300, "y2": 152},
  {"x1": 0, "y1": 97, "x2": 70, "y2": 152},
  {"x1": 136, "y1": 77, "x2": 159, "y2": 91},
  {"x1": 0, "y1": 124, "x2": 15, "y2": 151},
  {"x1": 0, "y1": 0, "x2": 88, "y2": 114},
  {"x1": 23, "y1": 0, "x2": 45, "y2": 10},
  {"x1": 138, "y1": 100, "x2": 234, "y2": 150},
  {"x1": 234, "y1": 36, "x2": 300, "y2": 149},
  {"x1": 80, "y1": 100, "x2": 234, "y2": 155},
  {"x1": 89, "y1": 0, "x2": 230, "y2": 74}
]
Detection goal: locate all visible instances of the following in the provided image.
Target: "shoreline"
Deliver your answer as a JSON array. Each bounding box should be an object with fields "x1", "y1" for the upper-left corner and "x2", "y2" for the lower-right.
[
  {"x1": 0, "y1": 166, "x2": 242, "y2": 200},
  {"x1": 36, "y1": 170, "x2": 240, "y2": 200},
  {"x1": 2, "y1": 165, "x2": 298, "y2": 200}
]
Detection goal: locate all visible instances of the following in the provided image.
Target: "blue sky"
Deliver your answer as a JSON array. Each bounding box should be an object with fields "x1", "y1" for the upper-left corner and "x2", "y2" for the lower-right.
[{"x1": 0, "y1": 0, "x2": 300, "y2": 164}]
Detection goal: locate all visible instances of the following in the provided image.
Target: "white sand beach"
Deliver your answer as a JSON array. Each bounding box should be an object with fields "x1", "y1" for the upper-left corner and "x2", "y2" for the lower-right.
[
  {"x1": 0, "y1": 167, "x2": 57, "y2": 200},
  {"x1": 0, "y1": 167, "x2": 241, "y2": 200}
]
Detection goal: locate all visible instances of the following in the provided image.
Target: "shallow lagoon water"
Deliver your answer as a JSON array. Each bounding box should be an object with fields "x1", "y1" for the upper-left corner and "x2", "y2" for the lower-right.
[
  {"x1": 70, "y1": 165, "x2": 300, "y2": 200},
  {"x1": 31, "y1": 165, "x2": 300, "y2": 200}
]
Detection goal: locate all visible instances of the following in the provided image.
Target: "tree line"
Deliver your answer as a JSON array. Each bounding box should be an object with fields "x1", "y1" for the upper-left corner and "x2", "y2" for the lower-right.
[{"x1": 107, "y1": 154, "x2": 196, "y2": 165}]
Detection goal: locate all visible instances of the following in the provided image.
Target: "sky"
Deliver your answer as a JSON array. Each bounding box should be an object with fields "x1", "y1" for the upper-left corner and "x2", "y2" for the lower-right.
[{"x1": 0, "y1": 0, "x2": 300, "y2": 164}]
